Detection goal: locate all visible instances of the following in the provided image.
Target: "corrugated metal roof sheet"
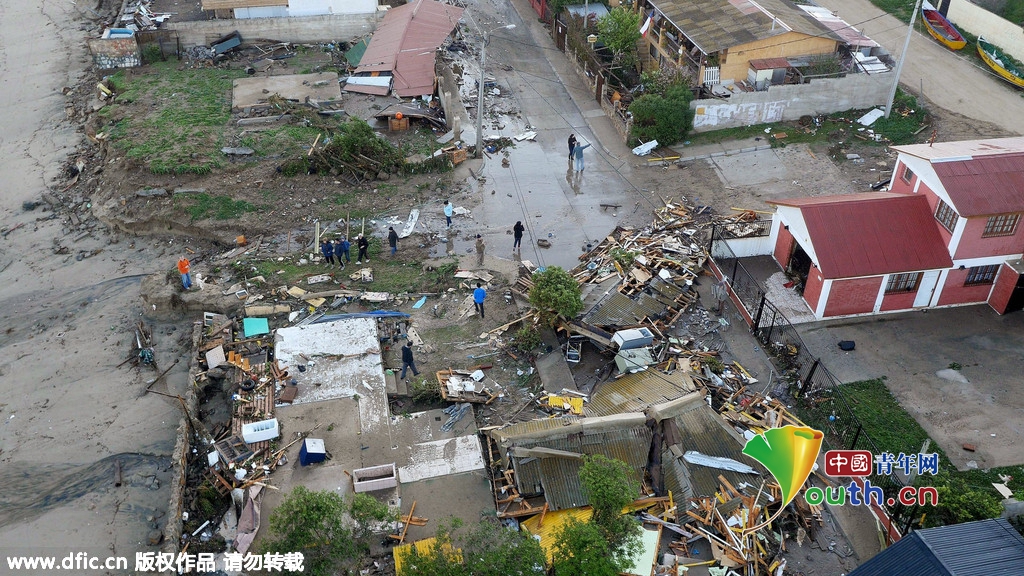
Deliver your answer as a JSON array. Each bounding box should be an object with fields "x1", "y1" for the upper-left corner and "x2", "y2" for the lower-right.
[
  {"x1": 508, "y1": 425, "x2": 652, "y2": 511},
  {"x1": 583, "y1": 276, "x2": 689, "y2": 328},
  {"x1": 849, "y1": 518, "x2": 1024, "y2": 576},
  {"x1": 651, "y1": 0, "x2": 842, "y2": 55},
  {"x1": 350, "y1": 0, "x2": 463, "y2": 97},
  {"x1": 749, "y1": 57, "x2": 789, "y2": 70},
  {"x1": 799, "y1": 5, "x2": 878, "y2": 48},
  {"x1": 931, "y1": 155, "x2": 1024, "y2": 216},
  {"x1": 521, "y1": 507, "x2": 594, "y2": 565},
  {"x1": 585, "y1": 369, "x2": 698, "y2": 417},
  {"x1": 771, "y1": 192, "x2": 953, "y2": 279},
  {"x1": 660, "y1": 397, "x2": 765, "y2": 499}
]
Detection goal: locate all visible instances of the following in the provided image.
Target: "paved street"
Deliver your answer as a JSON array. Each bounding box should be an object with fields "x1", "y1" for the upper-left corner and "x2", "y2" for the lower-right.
[
  {"x1": 815, "y1": 0, "x2": 1024, "y2": 135},
  {"x1": 468, "y1": 0, "x2": 646, "y2": 270}
]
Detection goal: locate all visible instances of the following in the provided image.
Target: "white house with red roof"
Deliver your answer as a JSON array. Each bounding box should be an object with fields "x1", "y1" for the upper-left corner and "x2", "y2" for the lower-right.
[{"x1": 764, "y1": 137, "x2": 1024, "y2": 318}]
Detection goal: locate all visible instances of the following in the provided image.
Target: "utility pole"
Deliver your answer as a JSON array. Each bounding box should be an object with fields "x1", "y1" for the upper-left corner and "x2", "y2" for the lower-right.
[
  {"x1": 475, "y1": 25, "x2": 515, "y2": 159},
  {"x1": 885, "y1": 0, "x2": 923, "y2": 118}
]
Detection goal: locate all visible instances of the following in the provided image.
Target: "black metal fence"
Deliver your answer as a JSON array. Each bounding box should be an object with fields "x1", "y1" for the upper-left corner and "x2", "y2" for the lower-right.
[{"x1": 708, "y1": 229, "x2": 919, "y2": 540}]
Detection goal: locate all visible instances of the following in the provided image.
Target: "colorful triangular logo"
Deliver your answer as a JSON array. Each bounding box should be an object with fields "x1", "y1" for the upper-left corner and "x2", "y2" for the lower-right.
[{"x1": 742, "y1": 425, "x2": 824, "y2": 507}]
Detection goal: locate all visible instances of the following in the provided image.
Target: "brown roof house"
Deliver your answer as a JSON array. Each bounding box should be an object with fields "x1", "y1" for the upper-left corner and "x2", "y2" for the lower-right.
[{"x1": 345, "y1": 0, "x2": 464, "y2": 97}]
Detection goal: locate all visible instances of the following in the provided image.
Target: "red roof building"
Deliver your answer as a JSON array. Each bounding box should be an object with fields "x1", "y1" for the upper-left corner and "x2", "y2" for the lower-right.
[
  {"x1": 757, "y1": 137, "x2": 1024, "y2": 318},
  {"x1": 346, "y1": 0, "x2": 464, "y2": 97}
]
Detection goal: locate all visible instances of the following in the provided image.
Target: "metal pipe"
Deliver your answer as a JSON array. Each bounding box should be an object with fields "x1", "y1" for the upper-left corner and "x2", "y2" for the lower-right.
[{"x1": 475, "y1": 25, "x2": 515, "y2": 159}]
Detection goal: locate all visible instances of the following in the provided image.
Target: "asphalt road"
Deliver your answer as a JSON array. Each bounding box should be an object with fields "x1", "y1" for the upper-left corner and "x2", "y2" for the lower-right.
[{"x1": 817, "y1": 0, "x2": 1024, "y2": 135}]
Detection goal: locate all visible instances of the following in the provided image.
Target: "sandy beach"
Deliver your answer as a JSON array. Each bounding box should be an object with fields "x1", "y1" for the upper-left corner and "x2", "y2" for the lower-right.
[{"x1": 0, "y1": 1, "x2": 189, "y2": 569}]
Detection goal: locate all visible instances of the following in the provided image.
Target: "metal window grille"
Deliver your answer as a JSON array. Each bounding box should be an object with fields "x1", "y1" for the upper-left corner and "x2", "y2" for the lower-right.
[
  {"x1": 964, "y1": 264, "x2": 999, "y2": 286},
  {"x1": 885, "y1": 272, "x2": 921, "y2": 293},
  {"x1": 934, "y1": 200, "x2": 958, "y2": 233},
  {"x1": 982, "y1": 214, "x2": 1019, "y2": 237}
]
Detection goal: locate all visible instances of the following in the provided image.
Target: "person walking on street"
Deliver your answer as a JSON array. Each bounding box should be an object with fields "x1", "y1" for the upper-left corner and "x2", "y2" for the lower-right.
[
  {"x1": 567, "y1": 134, "x2": 577, "y2": 160},
  {"x1": 388, "y1": 227, "x2": 399, "y2": 256},
  {"x1": 473, "y1": 282, "x2": 487, "y2": 319},
  {"x1": 475, "y1": 234, "x2": 485, "y2": 266},
  {"x1": 573, "y1": 140, "x2": 591, "y2": 172},
  {"x1": 177, "y1": 256, "x2": 192, "y2": 290},
  {"x1": 400, "y1": 342, "x2": 420, "y2": 381},
  {"x1": 320, "y1": 238, "x2": 335, "y2": 266},
  {"x1": 339, "y1": 236, "x2": 351, "y2": 263},
  {"x1": 443, "y1": 200, "x2": 454, "y2": 228},
  {"x1": 513, "y1": 221, "x2": 525, "y2": 251},
  {"x1": 356, "y1": 234, "x2": 369, "y2": 264}
]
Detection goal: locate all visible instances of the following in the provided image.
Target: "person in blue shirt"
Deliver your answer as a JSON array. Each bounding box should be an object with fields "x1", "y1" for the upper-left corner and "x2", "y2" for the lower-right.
[
  {"x1": 400, "y1": 342, "x2": 420, "y2": 381},
  {"x1": 320, "y1": 239, "x2": 335, "y2": 266},
  {"x1": 572, "y1": 141, "x2": 591, "y2": 173},
  {"x1": 443, "y1": 200, "x2": 453, "y2": 228},
  {"x1": 337, "y1": 237, "x2": 351, "y2": 263},
  {"x1": 473, "y1": 282, "x2": 486, "y2": 319}
]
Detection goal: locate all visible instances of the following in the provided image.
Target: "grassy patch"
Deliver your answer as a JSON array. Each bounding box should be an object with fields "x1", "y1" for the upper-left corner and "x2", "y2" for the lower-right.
[
  {"x1": 869, "y1": 0, "x2": 916, "y2": 23},
  {"x1": 178, "y1": 193, "x2": 258, "y2": 221},
  {"x1": 869, "y1": 90, "x2": 928, "y2": 145},
  {"x1": 106, "y1": 62, "x2": 247, "y2": 174},
  {"x1": 794, "y1": 378, "x2": 1024, "y2": 528}
]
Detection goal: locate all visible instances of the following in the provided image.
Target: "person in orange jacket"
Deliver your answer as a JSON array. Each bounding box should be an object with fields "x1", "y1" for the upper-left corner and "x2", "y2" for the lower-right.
[{"x1": 177, "y1": 256, "x2": 192, "y2": 290}]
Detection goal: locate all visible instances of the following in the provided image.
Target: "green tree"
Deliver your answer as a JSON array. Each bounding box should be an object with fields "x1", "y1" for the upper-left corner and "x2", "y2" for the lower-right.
[
  {"x1": 926, "y1": 475, "x2": 1003, "y2": 526},
  {"x1": 597, "y1": 6, "x2": 642, "y2": 70},
  {"x1": 580, "y1": 454, "x2": 642, "y2": 554},
  {"x1": 628, "y1": 85, "x2": 694, "y2": 147},
  {"x1": 260, "y1": 486, "x2": 358, "y2": 576},
  {"x1": 551, "y1": 518, "x2": 619, "y2": 576},
  {"x1": 528, "y1": 266, "x2": 583, "y2": 324},
  {"x1": 400, "y1": 517, "x2": 546, "y2": 576},
  {"x1": 350, "y1": 492, "x2": 398, "y2": 548},
  {"x1": 461, "y1": 519, "x2": 546, "y2": 576}
]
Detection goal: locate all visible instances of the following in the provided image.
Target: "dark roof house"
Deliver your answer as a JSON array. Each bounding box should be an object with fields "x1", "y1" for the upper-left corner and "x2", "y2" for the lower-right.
[{"x1": 848, "y1": 518, "x2": 1024, "y2": 576}]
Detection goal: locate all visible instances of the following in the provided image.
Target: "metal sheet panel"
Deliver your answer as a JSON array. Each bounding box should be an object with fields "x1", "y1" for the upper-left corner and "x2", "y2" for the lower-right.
[
  {"x1": 585, "y1": 369, "x2": 698, "y2": 418},
  {"x1": 932, "y1": 155, "x2": 1024, "y2": 216}
]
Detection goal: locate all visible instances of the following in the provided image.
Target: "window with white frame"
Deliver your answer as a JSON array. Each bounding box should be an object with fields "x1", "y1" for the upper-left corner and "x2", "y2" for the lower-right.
[
  {"x1": 885, "y1": 272, "x2": 922, "y2": 293},
  {"x1": 982, "y1": 214, "x2": 1019, "y2": 237},
  {"x1": 964, "y1": 264, "x2": 999, "y2": 286},
  {"x1": 901, "y1": 164, "x2": 914, "y2": 183},
  {"x1": 934, "y1": 199, "x2": 959, "y2": 233}
]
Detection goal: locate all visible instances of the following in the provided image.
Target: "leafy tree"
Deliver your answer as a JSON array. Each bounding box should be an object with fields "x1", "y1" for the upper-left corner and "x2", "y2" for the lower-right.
[
  {"x1": 400, "y1": 517, "x2": 546, "y2": 576},
  {"x1": 350, "y1": 492, "x2": 398, "y2": 548},
  {"x1": 597, "y1": 6, "x2": 642, "y2": 70},
  {"x1": 638, "y1": 66, "x2": 694, "y2": 97},
  {"x1": 528, "y1": 266, "x2": 583, "y2": 324},
  {"x1": 926, "y1": 475, "x2": 1003, "y2": 526},
  {"x1": 580, "y1": 454, "x2": 642, "y2": 554},
  {"x1": 551, "y1": 518, "x2": 619, "y2": 576},
  {"x1": 628, "y1": 84, "x2": 694, "y2": 147},
  {"x1": 461, "y1": 519, "x2": 546, "y2": 576},
  {"x1": 260, "y1": 486, "x2": 358, "y2": 576},
  {"x1": 399, "y1": 519, "x2": 466, "y2": 576}
]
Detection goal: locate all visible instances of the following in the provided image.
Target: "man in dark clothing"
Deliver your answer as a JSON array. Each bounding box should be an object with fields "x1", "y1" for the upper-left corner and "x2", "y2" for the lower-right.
[
  {"x1": 338, "y1": 237, "x2": 351, "y2": 263},
  {"x1": 400, "y1": 342, "x2": 420, "y2": 380},
  {"x1": 333, "y1": 239, "x2": 346, "y2": 269},
  {"x1": 513, "y1": 221, "x2": 525, "y2": 251},
  {"x1": 473, "y1": 282, "x2": 486, "y2": 319},
  {"x1": 356, "y1": 234, "x2": 370, "y2": 264},
  {"x1": 568, "y1": 134, "x2": 577, "y2": 160},
  {"x1": 388, "y1": 227, "x2": 399, "y2": 255},
  {"x1": 320, "y1": 239, "x2": 335, "y2": 266}
]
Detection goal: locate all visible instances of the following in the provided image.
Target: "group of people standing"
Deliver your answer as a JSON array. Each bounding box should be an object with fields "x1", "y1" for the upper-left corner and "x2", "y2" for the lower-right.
[{"x1": 319, "y1": 235, "x2": 372, "y2": 267}]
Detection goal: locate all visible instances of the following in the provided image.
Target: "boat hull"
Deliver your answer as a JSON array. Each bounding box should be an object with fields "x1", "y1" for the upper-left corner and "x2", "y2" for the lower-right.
[
  {"x1": 977, "y1": 37, "x2": 1024, "y2": 89},
  {"x1": 922, "y1": 8, "x2": 966, "y2": 50}
]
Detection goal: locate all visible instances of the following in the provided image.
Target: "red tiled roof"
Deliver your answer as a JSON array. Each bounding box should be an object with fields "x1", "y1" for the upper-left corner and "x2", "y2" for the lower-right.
[
  {"x1": 350, "y1": 0, "x2": 464, "y2": 97},
  {"x1": 931, "y1": 154, "x2": 1024, "y2": 217},
  {"x1": 771, "y1": 193, "x2": 953, "y2": 279}
]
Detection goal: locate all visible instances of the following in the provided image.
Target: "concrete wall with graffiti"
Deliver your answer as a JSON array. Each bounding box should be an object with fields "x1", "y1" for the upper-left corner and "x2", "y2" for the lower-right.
[{"x1": 690, "y1": 72, "x2": 892, "y2": 131}]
